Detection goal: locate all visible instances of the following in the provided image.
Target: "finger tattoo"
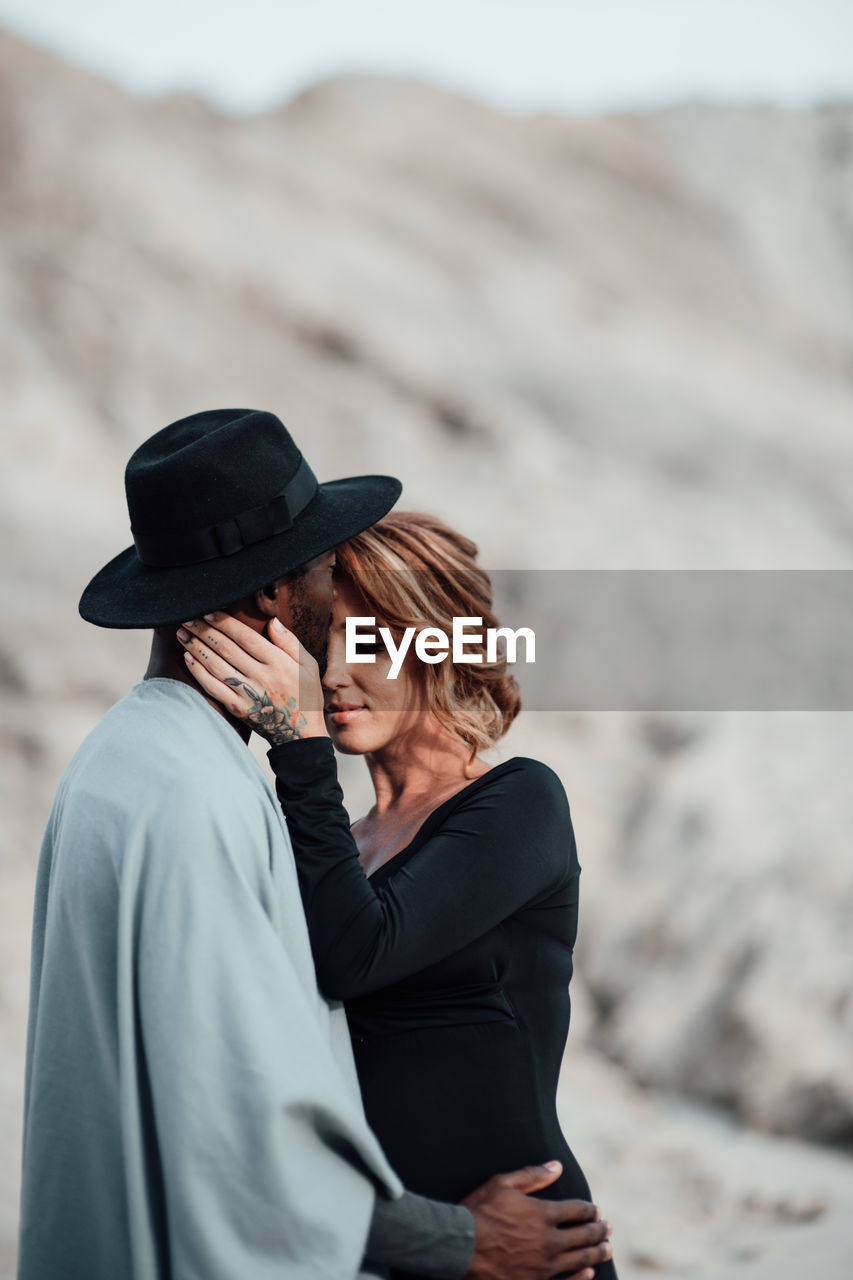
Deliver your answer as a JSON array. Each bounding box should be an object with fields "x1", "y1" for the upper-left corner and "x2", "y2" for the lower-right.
[{"x1": 224, "y1": 679, "x2": 307, "y2": 744}]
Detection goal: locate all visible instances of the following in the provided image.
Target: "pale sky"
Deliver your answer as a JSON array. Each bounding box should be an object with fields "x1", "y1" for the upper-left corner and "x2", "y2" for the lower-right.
[{"x1": 2, "y1": 0, "x2": 852, "y2": 116}]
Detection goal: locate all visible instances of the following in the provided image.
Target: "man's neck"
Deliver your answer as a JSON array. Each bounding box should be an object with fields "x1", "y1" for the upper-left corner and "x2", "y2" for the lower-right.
[{"x1": 145, "y1": 630, "x2": 251, "y2": 744}]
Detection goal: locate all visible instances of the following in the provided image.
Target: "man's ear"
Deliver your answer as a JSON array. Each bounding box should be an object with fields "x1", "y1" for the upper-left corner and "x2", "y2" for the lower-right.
[
  {"x1": 254, "y1": 578, "x2": 286, "y2": 620},
  {"x1": 215, "y1": 591, "x2": 271, "y2": 630}
]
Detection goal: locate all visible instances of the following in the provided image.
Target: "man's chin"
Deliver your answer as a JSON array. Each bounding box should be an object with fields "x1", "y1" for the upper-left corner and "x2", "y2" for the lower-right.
[
  {"x1": 287, "y1": 599, "x2": 329, "y2": 672},
  {"x1": 310, "y1": 641, "x2": 329, "y2": 674}
]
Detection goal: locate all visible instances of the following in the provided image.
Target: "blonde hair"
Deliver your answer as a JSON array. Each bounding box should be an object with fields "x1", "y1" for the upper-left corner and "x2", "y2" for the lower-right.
[{"x1": 336, "y1": 511, "x2": 521, "y2": 756}]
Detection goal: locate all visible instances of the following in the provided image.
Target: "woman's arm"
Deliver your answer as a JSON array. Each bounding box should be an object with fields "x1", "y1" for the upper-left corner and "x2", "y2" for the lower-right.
[
  {"x1": 270, "y1": 736, "x2": 577, "y2": 1000},
  {"x1": 176, "y1": 611, "x2": 578, "y2": 1001}
]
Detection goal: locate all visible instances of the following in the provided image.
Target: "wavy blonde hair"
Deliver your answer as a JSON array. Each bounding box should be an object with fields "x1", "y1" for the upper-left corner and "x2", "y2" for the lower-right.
[{"x1": 335, "y1": 511, "x2": 521, "y2": 756}]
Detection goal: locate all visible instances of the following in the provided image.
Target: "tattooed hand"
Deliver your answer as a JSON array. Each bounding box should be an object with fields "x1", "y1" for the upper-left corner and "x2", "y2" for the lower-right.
[
  {"x1": 177, "y1": 613, "x2": 328, "y2": 744},
  {"x1": 223, "y1": 678, "x2": 308, "y2": 745}
]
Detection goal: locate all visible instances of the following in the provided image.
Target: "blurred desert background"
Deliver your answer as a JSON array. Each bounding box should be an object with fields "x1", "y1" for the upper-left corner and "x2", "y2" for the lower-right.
[{"x1": 2, "y1": 11, "x2": 853, "y2": 1279}]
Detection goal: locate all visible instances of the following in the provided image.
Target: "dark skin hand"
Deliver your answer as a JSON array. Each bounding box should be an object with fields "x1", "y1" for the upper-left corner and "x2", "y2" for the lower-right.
[{"x1": 463, "y1": 1163, "x2": 612, "y2": 1280}]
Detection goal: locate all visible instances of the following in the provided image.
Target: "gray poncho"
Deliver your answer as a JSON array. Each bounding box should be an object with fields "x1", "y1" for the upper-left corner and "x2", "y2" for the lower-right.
[{"x1": 19, "y1": 678, "x2": 402, "y2": 1279}]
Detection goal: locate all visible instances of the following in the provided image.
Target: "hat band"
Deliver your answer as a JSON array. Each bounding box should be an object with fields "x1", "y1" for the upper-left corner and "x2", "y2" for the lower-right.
[{"x1": 132, "y1": 456, "x2": 318, "y2": 568}]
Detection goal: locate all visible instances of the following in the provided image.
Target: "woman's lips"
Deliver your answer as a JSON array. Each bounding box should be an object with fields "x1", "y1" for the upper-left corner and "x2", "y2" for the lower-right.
[{"x1": 326, "y1": 706, "x2": 365, "y2": 725}]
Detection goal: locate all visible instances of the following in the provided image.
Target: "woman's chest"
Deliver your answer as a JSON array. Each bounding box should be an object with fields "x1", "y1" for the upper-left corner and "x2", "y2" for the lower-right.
[
  {"x1": 352, "y1": 783, "x2": 487, "y2": 878},
  {"x1": 353, "y1": 811, "x2": 430, "y2": 878}
]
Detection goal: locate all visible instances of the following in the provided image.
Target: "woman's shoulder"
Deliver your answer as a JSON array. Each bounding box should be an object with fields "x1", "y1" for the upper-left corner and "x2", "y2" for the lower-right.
[
  {"x1": 457, "y1": 758, "x2": 577, "y2": 889},
  {"x1": 472, "y1": 756, "x2": 569, "y2": 802},
  {"x1": 452, "y1": 757, "x2": 573, "y2": 836}
]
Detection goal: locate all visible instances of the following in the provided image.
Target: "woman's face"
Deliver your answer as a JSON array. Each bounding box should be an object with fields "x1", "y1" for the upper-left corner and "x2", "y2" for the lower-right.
[{"x1": 322, "y1": 576, "x2": 425, "y2": 755}]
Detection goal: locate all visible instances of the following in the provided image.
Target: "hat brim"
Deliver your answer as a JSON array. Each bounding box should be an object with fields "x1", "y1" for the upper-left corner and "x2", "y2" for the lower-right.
[{"x1": 79, "y1": 475, "x2": 402, "y2": 629}]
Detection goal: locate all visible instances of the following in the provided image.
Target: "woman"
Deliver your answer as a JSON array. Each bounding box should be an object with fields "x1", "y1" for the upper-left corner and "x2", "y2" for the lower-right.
[{"x1": 179, "y1": 511, "x2": 616, "y2": 1280}]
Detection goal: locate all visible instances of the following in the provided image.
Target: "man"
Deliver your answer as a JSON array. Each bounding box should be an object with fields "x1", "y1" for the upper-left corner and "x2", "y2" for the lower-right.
[{"x1": 19, "y1": 408, "x2": 612, "y2": 1279}]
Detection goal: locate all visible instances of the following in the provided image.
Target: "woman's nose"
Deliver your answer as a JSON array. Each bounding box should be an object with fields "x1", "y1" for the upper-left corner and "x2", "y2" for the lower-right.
[{"x1": 321, "y1": 636, "x2": 351, "y2": 690}]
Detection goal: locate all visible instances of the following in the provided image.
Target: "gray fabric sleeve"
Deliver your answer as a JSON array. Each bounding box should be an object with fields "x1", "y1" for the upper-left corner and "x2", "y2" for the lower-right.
[{"x1": 365, "y1": 1191, "x2": 476, "y2": 1279}]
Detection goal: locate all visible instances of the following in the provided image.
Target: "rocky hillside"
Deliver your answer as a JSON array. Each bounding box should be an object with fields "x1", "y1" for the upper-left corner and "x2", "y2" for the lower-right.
[{"x1": 2, "y1": 24, "x2": 853, "y2": 1175}]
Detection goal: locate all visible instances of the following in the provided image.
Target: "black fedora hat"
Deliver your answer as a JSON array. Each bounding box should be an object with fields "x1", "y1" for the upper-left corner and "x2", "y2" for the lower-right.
[{"x1": 79, "y1": 408, "x2": 402, "y2": 628}]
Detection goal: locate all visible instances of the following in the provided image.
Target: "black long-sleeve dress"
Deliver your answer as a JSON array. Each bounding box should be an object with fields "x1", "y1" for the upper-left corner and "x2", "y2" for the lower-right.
[{"x1": 268, "y1": 739, "x2": 617, "y2": 1280}]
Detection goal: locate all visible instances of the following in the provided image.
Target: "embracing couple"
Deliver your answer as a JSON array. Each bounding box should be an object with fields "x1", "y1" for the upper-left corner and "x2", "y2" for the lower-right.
[{"x1": 18, "y1": 409, "x2": 616, "y2": 1280}]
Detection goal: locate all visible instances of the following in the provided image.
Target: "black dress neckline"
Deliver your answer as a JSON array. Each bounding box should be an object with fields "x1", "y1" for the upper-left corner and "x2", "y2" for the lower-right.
[{"x1": 364, "y1": 757, "x2": 522, "y2": 883}]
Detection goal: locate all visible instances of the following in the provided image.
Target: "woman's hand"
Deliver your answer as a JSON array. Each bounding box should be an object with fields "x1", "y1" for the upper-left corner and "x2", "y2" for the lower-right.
[{"x1": 177, "y1": 612, "x2": 328, "y2": 745}]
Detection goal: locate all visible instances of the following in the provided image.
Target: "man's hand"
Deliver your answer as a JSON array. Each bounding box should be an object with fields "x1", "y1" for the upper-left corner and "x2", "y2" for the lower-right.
[{"x1": 462, "y1": 1162, "x2": 613, "y2": 1280}]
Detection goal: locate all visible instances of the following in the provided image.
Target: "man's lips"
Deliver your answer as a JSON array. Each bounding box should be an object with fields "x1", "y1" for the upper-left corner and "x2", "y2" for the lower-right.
[{"x1": 325, "y1": 704, "x2": 365, "y2": 725}]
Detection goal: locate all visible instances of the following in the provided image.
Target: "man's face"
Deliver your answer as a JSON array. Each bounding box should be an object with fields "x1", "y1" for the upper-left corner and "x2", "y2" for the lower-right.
[{"x1": 273, "y1": 549, "x2": 337, "y2": 669}]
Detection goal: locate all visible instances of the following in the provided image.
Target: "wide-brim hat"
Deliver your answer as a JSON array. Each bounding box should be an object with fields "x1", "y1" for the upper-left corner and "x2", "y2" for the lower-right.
[{"x1": 79, "y1": 408, "x2": 402, "y2": 628}]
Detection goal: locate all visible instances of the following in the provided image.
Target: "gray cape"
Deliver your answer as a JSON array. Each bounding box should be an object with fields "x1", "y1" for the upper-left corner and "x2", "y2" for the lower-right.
[{"x1": 19, "y1": 678, "x2": 402, "y2": 1279}]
